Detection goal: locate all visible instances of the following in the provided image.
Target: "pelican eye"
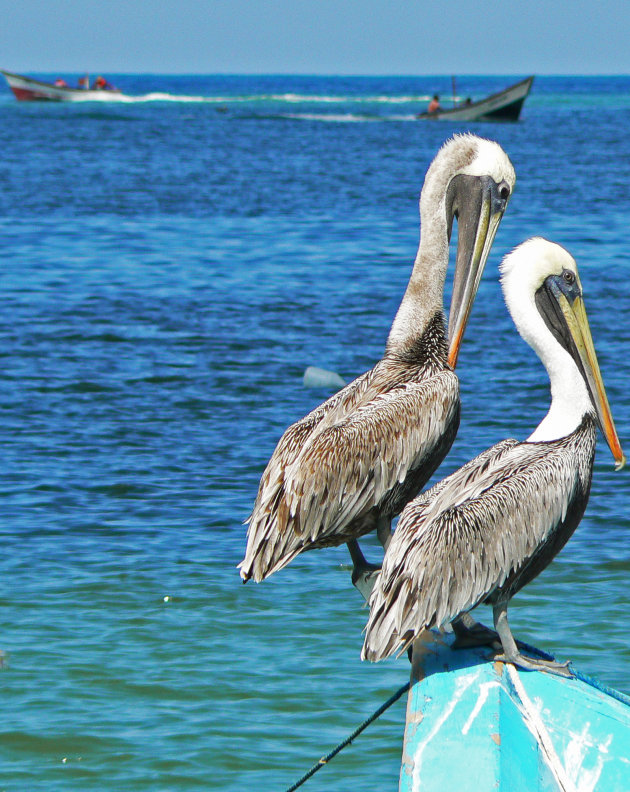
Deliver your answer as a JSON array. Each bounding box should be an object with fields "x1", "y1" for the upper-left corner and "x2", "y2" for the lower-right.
[
  {"x1": 499, "y1": 185, "x2": 510, "y2": 201},
  {"x1": 562, "y1": 270, "x2": 575, "y2": 285}
]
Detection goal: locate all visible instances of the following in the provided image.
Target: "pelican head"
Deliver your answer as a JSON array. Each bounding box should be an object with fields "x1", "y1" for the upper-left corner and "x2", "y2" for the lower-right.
[
  {"x1": 501, "y1": 238, "x2": 625, "y2": 470},
  {"x1": 424, "y1": 135, "x2": 515, "y2": 368}
]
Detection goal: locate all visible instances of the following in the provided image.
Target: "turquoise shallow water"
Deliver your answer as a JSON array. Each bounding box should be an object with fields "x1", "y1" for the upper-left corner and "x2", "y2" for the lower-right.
[{"x1": 0, "y1": 74, "x2": 629, "y2": 790}]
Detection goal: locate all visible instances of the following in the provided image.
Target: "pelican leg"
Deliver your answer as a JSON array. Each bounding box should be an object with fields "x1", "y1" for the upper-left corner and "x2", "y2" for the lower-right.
[
  {"x1": 453, "y1": 612, "x2": 546, "y2": 656},
  {"x1": 493, "y1": 602, "x2": 573, "y2": 678},
  {"x1": 347, "y1": 539, "x2": 381, "y2": 602},
  {"x1": 376, "y1": 517, "x2": 392, "y2": 551}
]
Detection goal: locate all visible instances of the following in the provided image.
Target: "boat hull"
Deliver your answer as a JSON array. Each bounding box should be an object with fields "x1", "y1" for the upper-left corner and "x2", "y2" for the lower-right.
[
  {"x1": 400, "y1": 633, "x2": 630, "y2": 791},
  {"x1": 417, "y1": 76, "x2": 534, "y2": 122},
  {"x1": 1, "y1": 70, "x2": 121, "y2": 102}
]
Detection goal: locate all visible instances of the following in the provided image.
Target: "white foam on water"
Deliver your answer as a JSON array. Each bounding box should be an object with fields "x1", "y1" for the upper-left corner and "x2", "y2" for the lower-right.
[
  {"x1": 65, "y1": 92, "x2": 433, "y2": 105},
  {"x1": 283, "y1": 113, "x2": 378, "y2": 123}
]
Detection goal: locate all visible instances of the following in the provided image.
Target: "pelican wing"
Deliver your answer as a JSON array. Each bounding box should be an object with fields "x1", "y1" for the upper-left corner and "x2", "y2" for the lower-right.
[
  {"x1": 363, "y1": 429, "x2": 594, "y2": 661},
  {"x1": 240, "y1": 369, "x2": 459, "y2": 582},
  {"x1": 242, "y1": 368, "x2": 375, "y2": 549}
]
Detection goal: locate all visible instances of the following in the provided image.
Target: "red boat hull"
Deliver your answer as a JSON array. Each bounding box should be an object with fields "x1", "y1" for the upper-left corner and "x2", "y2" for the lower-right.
[{"x1": 1, "y1": 69, "x2": 121, "y2": 102}]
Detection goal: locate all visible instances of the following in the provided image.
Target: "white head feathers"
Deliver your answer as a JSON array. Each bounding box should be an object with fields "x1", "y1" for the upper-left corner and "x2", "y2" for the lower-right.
[
  {"x1": 420, "y1": 134, "x2": 516, "y2": 219},
  {"x1": 500, "y1": 238, "x2": 591, "y2": 442}
]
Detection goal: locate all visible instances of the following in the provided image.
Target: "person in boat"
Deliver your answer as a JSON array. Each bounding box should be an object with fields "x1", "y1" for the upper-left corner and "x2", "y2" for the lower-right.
[
  {"x1": 54, "y1": 78, "x2": 68, "y2": 88},
  {"x1": 427, "y1": 94, "x2": 441, "y2": 113},
  {"x1": 92, "y1": 75, "x2": 115, "y2": 91},
  {"x1": 78, "y1": 75, "x2": 89, "y2": 90}
]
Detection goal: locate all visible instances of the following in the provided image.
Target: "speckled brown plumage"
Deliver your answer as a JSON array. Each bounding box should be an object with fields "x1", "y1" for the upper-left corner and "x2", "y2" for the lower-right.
[{"x1": 240, "y1": 312, "x2": 459, "y2": 582}]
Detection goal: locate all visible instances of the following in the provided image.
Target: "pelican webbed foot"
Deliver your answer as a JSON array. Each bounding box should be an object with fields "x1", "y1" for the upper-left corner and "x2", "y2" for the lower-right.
[
  {"x1": 492, "y1": 602, "x2": 573, "y2": 678},
  {"x1": 493, "y1": 651, "x2": 573, "y2": 678}
]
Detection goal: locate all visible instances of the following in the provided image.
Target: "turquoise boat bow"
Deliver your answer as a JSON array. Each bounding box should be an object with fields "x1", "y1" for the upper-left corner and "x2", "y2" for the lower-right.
[{"x1": 400, "y1": 634, "x2": 630, "y2": 791}]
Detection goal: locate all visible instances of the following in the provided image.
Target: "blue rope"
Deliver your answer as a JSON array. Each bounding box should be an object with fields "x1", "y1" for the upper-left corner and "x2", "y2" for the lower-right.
[
  {"x1": 283, "y1": 680, "x2": 410, "y2": 792},
  {"x1": 518, "y1": 641, "x2": 630, "y2": 708},
  {"x1": 517, "y1": 640, "x2": 555, "y2": 661},
  {"x1": 282, "y1": 641, "x2": 630, "y2": 792},
  {"x1": 571, "y1": 668, "x2": 630, "y2": 708}
]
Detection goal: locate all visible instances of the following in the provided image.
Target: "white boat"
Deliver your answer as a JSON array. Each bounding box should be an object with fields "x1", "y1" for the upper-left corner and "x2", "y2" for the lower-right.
[{"x1": 1, "y1": 69, "x2": 121, "y2": 101}]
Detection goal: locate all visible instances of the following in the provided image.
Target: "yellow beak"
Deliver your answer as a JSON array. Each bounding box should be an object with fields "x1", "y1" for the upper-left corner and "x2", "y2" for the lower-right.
[{"x1": 560, "y1": 292, "x2": 625, "y2": 470}]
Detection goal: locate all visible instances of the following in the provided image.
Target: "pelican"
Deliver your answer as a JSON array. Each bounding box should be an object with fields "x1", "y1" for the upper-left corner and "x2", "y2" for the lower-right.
[
  {"x1": 239, "y1": 135, "x2": 515, "y2": 586},
  {"x1": 362, "y1": 238, "x2": 625, "y2": 675}
]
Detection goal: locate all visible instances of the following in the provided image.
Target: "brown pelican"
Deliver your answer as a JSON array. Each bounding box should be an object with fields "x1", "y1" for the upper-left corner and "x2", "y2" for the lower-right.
[
  {"x1": 239, "y1": 135, "x2": 515, "y2": 586},
  {"x1": 362, "y1": 238, "x2": 625, "y2": 675}
]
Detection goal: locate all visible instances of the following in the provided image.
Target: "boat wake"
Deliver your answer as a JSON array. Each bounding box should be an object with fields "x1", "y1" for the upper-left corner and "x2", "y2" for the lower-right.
[
  {"x1": 280, "y1": 112, "x2": 418, "y2": 122},
  {"x1": 68, "y1": 92, "x2": 434, "y2": 105},
  {"x1": 66, "y1": 92, "x2": 223, "y2": 103}
]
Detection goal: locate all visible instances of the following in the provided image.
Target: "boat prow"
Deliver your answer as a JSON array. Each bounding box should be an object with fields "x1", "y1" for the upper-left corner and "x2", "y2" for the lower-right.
[
  {"x1": 400, "y1": 632, "x2": 630, "y2": 791},
  {"x1": 1, "y1": 69, "x2": 122, "y2": 102},
  {"x1": 417, "y1": 76, "x2": 534, "y2": 122}
]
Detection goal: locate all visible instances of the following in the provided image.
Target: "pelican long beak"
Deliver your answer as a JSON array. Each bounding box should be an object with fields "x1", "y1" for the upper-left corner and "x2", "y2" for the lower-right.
[
  {"x1": 557, "y1": 291, "x2": 625, "y2": 470},
  {"x1": 447, "y1": 176, "x2": 510, "y2": 368}
]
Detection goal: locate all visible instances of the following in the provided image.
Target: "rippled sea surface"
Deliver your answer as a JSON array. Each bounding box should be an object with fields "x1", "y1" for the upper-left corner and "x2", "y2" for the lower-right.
[{"x1": 1, "y1": 74, "x2": 629, "y2": 790}]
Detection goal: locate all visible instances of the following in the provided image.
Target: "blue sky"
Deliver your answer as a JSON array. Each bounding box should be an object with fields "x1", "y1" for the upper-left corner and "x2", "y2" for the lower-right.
[{"x1": 3, "y1": 0, "x2": 630, "y2": 74}]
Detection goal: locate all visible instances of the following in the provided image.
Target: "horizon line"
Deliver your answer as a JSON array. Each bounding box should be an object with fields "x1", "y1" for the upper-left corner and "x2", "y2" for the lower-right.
[{"x1": 5, "y1": 69, "x2": 630, "y2": 78}]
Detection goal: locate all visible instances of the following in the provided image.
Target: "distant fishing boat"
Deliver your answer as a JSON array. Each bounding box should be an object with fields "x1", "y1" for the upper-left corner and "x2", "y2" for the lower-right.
[
  {"x1": 417, "y1": 76, "x2": 534, "y2": 122},
  {"x1": 1, "y1": 69, "x2": 121, "y2": 101},
  {"x1": 400, "y1": 633, "x2": 630, "y2": 791}
]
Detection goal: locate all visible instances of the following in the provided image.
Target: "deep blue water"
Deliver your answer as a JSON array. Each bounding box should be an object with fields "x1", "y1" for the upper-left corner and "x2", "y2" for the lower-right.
[{"x1": 0, "y1": 74, "x2": 629, "y2": 790}]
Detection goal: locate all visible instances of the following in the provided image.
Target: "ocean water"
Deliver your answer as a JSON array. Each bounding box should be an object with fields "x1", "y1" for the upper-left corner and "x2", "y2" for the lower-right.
[{"x1": 0, "y1": 74, "x2": 629, "y2": 790}]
